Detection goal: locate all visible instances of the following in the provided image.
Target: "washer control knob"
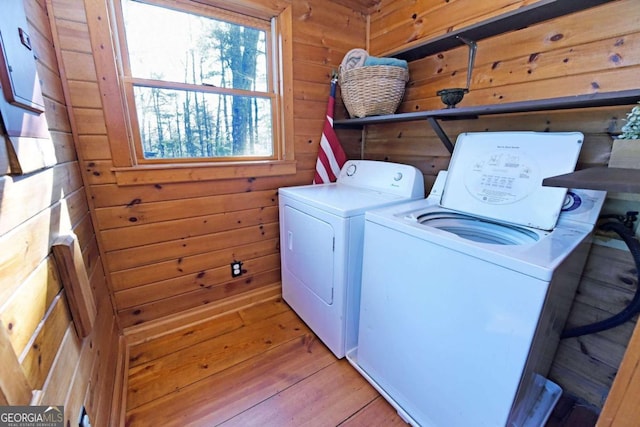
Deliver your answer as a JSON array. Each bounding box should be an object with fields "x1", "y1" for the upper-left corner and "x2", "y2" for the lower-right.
[
  {"x1": 393, "y1": 172, "x2": 403, "y2": 181},
  {"x1": 346, "y1": 164, "x2": 357, "y2": 176},
  {"x1": 562, "y1": 191, "x2": 582, "y2": 211}
]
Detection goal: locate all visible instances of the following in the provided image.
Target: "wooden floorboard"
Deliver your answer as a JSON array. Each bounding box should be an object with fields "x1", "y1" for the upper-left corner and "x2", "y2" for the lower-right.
[
  {"x1": 218, "y1": 360, "x2": 378, "y2": 426},
  {"x1": 127, "y1": 335, "x2": 336, "y2": 426},
  {"x1": 125, "y1": 298, "x2": 599, "y2": 427},
  {"x1": 339, "y1": 396, "x2": 409, "y2": 426},
  {"x1": 127, "y1": 309, "x2": 307, "y2": 409},
  {"x1": 124, "y1": 297, "x2": 387, "y2": 426}
]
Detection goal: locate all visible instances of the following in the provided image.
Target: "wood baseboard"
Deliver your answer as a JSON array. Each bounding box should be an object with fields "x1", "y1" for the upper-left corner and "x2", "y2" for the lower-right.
[
  {"x1": 110, "y1": 335, "x2": 129, "y2": 427},
  {"x1": 122, "y1": 283, "x2": 282, "y2": 347}
]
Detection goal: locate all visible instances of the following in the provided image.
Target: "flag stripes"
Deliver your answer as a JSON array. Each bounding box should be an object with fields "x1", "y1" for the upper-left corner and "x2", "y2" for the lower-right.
[{"x1": 314, "y1": 78, "x2": 347, "y2": 184}]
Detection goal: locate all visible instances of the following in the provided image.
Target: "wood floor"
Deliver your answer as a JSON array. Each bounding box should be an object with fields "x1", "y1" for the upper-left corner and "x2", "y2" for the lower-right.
[{"x1": 124, "y1": 297, "x2": 598, "y2": 426}]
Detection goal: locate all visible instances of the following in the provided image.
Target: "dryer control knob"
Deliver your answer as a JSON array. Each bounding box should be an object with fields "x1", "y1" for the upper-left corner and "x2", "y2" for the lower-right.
[
  {"x1": 394, "y1": 172, "x2": 403, "y2": 181},
  {"x1": 346, "y1": 164, "x2": 357, "y2": 176}
]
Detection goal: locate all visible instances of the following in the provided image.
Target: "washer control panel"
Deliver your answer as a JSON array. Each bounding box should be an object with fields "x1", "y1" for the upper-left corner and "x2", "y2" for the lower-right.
[{"x1": 558, "y1": 189, "x2": 607, "y2": 225}]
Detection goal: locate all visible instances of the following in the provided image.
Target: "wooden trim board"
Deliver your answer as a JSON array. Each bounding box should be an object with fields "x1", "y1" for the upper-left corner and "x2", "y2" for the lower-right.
[{"x1": 51, "y1": 234, "x2": 97, "y2": 338}]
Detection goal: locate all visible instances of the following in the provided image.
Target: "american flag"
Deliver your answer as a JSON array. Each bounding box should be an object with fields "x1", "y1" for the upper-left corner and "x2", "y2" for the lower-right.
[{"x1": 313, "y1": 77, "x2": 347, "y2": 184}]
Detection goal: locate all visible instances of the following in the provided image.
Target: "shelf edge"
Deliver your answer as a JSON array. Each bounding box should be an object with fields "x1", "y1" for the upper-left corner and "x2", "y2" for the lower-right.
[{"x1": 334, "y1": 89, "x2": 640, "y2": 129}]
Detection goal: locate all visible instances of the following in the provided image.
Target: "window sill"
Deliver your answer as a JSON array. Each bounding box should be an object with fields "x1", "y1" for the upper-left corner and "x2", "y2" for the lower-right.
[{"x1": 112, "y1": 160, "x2": 297, "y2": 186}]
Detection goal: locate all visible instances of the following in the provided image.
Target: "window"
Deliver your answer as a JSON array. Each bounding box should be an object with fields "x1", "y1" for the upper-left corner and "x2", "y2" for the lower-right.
[{"x1": 115, "y1": 0, "x2": 281, "y2": 163}]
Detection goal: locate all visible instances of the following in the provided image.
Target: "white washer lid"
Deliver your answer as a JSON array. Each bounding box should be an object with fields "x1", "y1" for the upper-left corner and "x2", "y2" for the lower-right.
[{"x1": 441, "y1": 131, "x2": 584, "y2": 230}]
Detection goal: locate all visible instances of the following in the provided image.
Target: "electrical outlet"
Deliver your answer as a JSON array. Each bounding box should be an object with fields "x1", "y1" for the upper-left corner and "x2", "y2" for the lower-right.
[{"x1": 230, "y1": 261, "x2": 243, "y2": 278}]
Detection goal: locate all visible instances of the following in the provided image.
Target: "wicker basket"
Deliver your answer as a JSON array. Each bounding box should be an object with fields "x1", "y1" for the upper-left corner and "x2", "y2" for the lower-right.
[{"x1": 339, "y1": 65, "x2": 409, "y2": 118}]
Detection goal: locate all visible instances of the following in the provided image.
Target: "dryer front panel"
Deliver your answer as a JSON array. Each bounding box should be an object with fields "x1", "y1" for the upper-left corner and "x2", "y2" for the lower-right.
[
  {"x1": 282, "y1": 205, "x2": 334, "y2": 304},
  {"x1": 279, "y1": 197, "x2": 351, "y2": 358}
]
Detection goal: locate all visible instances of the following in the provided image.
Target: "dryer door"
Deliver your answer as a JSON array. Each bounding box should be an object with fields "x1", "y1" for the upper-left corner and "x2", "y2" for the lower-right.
[{"x1": 282, "y1": 205, "x2": 334, "y2": 304}]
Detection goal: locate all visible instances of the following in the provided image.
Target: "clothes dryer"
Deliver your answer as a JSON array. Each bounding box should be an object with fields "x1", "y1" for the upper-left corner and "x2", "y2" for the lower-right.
[
  {"x1": 349, "y1": 132, "x2": 607, "y2": 427},
  {"x1": 279, "y1": 160, "x2": 424, "y2": 358}
]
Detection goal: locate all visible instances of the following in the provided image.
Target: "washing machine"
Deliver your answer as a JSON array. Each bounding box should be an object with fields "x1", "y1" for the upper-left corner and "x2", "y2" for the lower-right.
[
  {"x1": 279, "y1": 160, "x2": 424, "y2": 358},
  {"x1": 348, "y1": 132, "x2": 607, "y2": 427}
]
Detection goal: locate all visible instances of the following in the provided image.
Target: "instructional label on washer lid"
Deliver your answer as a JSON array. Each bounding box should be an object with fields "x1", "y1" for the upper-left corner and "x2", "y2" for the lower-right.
[{"x1": 464, "y1": 150, "x2": 538, "y2": 205}]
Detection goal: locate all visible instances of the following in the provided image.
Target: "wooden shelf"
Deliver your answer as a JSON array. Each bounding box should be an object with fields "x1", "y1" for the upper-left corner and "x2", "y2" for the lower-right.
[
  {"x1": 334, "y1": 89, "x2": 640, "y2": 129},
  {"x1": 389, "y1": 0, "x2": 613, "y2": 62},
  {"x1": 334, "y1": 89, "x2": 640, "y2": 153},
  {"x1": 543, "y1": 167, "x2": 640, "y2": 193}
]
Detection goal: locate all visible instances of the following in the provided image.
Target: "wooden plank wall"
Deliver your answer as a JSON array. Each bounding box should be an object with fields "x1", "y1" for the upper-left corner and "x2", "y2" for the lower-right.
[
  {"x1": 351, "y1": 0, "x2": 640, "y2": 185},
  {"x1": 48, "y1": 0, "x2": 366, "y2": 330},
  {"x1": 343, "y1": 0, "x2": 640, "y2": 411},
  {"x1": 0, "y1": 1, "x2": 121, "y2": 426}
]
